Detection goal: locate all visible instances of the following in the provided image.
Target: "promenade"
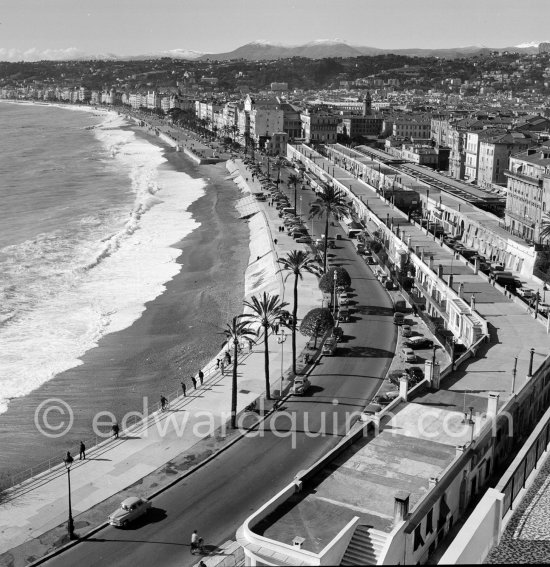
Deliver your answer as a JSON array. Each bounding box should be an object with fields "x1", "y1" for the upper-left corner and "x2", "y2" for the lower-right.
[{"x1": 0, "y1": 150, "x2": 321, "y2": 564}]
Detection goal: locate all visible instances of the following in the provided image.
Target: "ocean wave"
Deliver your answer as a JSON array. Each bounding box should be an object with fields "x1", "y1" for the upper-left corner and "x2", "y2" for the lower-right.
[{"x1": 0, "y1": 110, "x2": 208, "y2": 415}]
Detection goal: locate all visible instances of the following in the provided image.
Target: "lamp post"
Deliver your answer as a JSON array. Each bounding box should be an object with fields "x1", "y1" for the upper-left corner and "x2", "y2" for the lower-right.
[
  {"x1": 277, "y1": 328, "x2": 287, "y2": 397},
  {"x1": 63, "y1": 452, "x2": 75, "y2": 540},
  {"x1": 333, "y1": 270, "x2": 338, "y2": 319}
]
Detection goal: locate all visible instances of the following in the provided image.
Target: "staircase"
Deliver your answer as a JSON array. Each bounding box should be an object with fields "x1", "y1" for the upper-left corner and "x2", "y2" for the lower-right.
[{"x1": 340, "y1": 525, "x2": 389, "y2": 566}]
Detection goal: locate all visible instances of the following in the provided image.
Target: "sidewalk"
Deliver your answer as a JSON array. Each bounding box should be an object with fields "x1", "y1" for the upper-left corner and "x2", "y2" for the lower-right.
[{"x1": 0, "y1": 158, "x2": 322, "y2": 557}]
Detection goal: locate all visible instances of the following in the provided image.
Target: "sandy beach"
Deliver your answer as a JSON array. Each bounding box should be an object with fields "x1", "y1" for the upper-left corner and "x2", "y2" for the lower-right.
[{"x1": 0, "y1": 127, "x2": 250, "y2": 476}]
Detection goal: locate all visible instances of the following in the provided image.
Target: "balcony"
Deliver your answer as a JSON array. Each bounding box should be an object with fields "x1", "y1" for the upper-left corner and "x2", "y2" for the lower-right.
[
  {"x1": 504, "y1": 169, "x2": 543, "y2": 187},
  {"x1": 504, "y1": 209, "x2": 536, "y2": 228}
]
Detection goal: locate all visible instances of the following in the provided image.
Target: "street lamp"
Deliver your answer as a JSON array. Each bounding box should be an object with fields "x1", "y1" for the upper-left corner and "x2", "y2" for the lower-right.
[
  {"x1": 63, "y1": 451, "x2": 75, "y2": 540},
  {"x1": 277, "y1": 328, "x2": 287, "y2": 397},
  {"x1": 333, "y1": 270, "x2": 338, "y2": 319}
]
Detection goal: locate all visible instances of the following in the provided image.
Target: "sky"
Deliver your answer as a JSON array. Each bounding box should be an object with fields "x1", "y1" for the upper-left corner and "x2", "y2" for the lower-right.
[{"x1": 1, "y1": 0, "x2": 550, "y2": 61}]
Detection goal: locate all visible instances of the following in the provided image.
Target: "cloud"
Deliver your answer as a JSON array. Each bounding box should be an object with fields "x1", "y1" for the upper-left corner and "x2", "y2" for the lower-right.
[{"x1": 0, "y1": 47, "x2": 86, "y2": 62}]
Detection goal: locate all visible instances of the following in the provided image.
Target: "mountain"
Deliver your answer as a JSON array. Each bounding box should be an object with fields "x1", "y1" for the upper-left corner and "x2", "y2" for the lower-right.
[{"x1": 198, "y1": 39, "x2": 550, "y2": 61}]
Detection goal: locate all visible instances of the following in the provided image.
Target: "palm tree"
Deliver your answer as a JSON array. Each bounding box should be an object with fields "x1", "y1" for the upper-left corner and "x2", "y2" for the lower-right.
[
  {"x1": 222, "y1": 315, "x2": 256, "y2": 428},
  {"x1": 539, "y1": 213, "x2": 550, "y2": 242},
  {"x1": 288, "y1": 173, "x2": 300, "y2": 211},
  {"x1": 309, "y1": 186, "x2": 351, "y2": 273},
  {"x1": 278, "y1": 251, "x2": 321, "y2": 374},
  {"x1": 243, "y1": 293, "x2": 288, "y2": 399}
]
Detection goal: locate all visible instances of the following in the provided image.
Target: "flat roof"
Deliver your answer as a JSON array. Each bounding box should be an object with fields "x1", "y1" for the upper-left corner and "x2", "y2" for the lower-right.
[{"x1": 254, "y1": 398, "x2": 494, "y2": 552}]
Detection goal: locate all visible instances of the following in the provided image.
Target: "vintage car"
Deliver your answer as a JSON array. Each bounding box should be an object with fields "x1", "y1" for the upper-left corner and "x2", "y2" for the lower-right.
[
  {"x1": 404, "y1": 336, "x2": 434, "y2": 349},
  {"x1": 292, "y1": 376, "x2": 311, "y2": 395},
  {"x1": 108, "y1": 497, "x2": 152, "y2": 528},
  {"x1": 322, "y1": 337, "x2": 337, "y2": 356}
]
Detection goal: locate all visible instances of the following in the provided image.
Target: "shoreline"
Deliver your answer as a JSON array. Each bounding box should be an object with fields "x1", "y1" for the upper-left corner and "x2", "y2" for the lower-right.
[{"x1": 0, "y1": 120, "x2": 251, "y2": 475}]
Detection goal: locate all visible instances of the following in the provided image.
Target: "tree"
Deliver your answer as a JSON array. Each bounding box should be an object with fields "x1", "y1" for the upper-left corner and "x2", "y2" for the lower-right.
[
  {"x1": 221, "y1": 316, "x2": 256, "y2": 428},
  {"x1": 300, "y1": 308, "x2": 334, "y2": 348},
  {"x1": 540, "y1": 213, "x2": 550, "y2": 243},
  {"x1": 288, "y1": 173, "x2": 300, "y2": 210},
  {"x1": 318, "y1": 266, "x2": 351, "y2": 294},
  {"x1": 278, "y1": 251, "x2": 321, "y2": 374},
  {"x1": 309, "y1": 186, "x2": 351, "y2": 272},
  {"x1": 243, "y1": 293, "x2": 288, "y2": 399}
]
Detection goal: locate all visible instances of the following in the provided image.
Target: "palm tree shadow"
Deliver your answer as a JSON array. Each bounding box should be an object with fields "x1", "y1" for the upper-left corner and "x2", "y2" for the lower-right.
[{"x1": 337, "y1": 346, "x2": 395, "y2": 358}]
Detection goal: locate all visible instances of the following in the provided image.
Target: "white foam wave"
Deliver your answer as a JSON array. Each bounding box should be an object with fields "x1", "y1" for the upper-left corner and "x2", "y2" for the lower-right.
[{"x1": 0, "y1": 115, "x2": 207, "y2": 414}]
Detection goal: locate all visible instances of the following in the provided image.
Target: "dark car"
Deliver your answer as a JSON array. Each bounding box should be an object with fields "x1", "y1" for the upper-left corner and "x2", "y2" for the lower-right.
[{"x1": 404, "y1": 336, "x2": 434, "y2": 349}]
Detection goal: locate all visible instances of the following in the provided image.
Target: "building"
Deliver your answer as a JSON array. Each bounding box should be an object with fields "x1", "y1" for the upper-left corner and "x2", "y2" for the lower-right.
[
  {"x1": 477, "y1": 132, "x2": 533, "y2": 188},
  {"x1": 384, "y1": 116, "x2": 432, "y2": 140},
  {"x1": 270, "y1": 82, "x2": 288, "y2": 91},
  {"x1": 504, "y1": 145, "x2": 550, "y2": 242},
  {"x1": 300, "y1": 109, "x2": 339, "y2": 144}
]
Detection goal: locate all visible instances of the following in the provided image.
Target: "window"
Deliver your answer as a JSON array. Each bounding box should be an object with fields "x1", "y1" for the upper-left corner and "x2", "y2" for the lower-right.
[
  {"x1": 413, "y1": 524, "x2": 424, "y2": 551},
  {"x1": 426, "y1": 509, "x2": 433, "y2": 534}
]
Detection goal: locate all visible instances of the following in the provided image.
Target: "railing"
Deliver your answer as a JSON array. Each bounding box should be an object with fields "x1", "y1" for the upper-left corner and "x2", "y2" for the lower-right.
[
  {"x1": 0, "y1": 353, "x2": 229, "y2": 495},
  {"x1": 504, "y1": 169, "x2": 543, "y2": 187},
  {"x1": 497, "y1": 408, "x2": 550, "y2": 518}
]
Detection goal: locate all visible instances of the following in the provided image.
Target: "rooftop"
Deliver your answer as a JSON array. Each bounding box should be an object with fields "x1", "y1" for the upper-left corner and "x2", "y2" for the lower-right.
[{"x1": 253, "y1": 396, "x2": 495, "y2": 552}]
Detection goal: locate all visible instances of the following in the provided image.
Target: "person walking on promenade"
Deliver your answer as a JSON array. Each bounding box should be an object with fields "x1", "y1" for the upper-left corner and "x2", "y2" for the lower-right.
[
  {"x1": 191, "y1": 530, "x2": 199, "y2": 554},
  {"x1": 112, "y1": 423, "x2": 119, "y2": 439},
  {"x1": 198, "y1": 369, "x2": 204, "y2": 385},
  {"x1": 216, "y1": 357, "x2": 221, "y2": 368},
  {"x1": 191, "y1": 376, "x2": 197, "y2": 390},
  {"x1": 160, "y1": 395, "x2": 168, "y2": 411},
  {"x1": 220, "y1": 359, "x2": 225, "y2": 376},
  {"x1": 79, "y1": 441, "x2": 86, "y2": 460},
  {"x1": 225, "y1": 351, "x2": 231, "y2": 365},
  {"x1": 181, "y1": 381, "x2": 187, "y2": 397}
]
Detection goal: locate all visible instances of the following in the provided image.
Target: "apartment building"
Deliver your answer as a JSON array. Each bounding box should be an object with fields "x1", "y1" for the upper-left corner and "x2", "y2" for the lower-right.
[
  {"x1": 300, "y1": 109, "x2": 339, "y2": 144},
  {"x1": 384, "y1": 116, "x2": 432, "y2": 140},
  {"x1": 504, "y1": 145, "x2": 550, "y2": 242},
  {"x1": 477, "y1": 131, "x2": 533, "y2": 188}
]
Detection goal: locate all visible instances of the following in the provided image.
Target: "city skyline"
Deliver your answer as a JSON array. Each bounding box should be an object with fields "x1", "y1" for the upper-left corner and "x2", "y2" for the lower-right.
[{"x1": 1, "y1": 0, "x2": 550, "y2": 62}]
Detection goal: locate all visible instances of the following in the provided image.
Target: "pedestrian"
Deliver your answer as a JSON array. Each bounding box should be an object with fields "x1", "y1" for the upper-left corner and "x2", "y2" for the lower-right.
[
  {"x1": 274, "y1": 238, "x2": 278, "y2": 245},
  {"x1": 160, "y1": 395, "x2": 168, "y2": 410},
  {"x1": 274, "y1": 322, "x2": 279, "y2": 334},
  {"x1": 191, "y1": 376, "x2": 197, "y2": 389},
  {"x1": 112, "y1": 423, "x2": 119, "y2": 439},
  {"x1": 216, "y1": 357, "x2": 220, "y2": 368},
  {"x1": 220, "y1": 360, "x2": 225, "y2": 375},
  {"x1": 79, "y1": 441, "x2": 86, "y2": 460},
  {"x1": 225, "y1": 351, "x2": 231, "y2": 365},
  {"x1": 191, "y1": 530, "x2": 199, "y2": 554},
  {"x1": 198, "y1": 369, "x2": 204, "y2": 385},
  {"x1": 181, "y1": 381, "x2": 187, "y2": 397}
]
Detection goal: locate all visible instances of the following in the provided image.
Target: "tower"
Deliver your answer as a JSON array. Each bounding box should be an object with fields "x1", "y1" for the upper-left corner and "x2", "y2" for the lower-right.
[{"x1": 363, "y1": 91, "x2": 372, "y2": 116}]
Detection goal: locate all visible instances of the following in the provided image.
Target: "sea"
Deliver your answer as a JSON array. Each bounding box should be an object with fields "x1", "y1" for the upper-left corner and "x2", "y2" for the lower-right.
[{"x1": 0, "y1": 102, "x2": 206, "y2": 417}]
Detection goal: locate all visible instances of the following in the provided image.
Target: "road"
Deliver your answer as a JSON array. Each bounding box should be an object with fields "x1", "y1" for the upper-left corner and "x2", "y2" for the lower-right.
[{"x1": 46, "y1": 162, "x2": 397, "y2": 567}]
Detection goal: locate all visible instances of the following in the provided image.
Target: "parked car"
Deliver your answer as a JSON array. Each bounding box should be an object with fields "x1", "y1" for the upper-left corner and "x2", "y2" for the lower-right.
[
  {"x1": 402, "y1": 325, "x2": 412, "y2": 338},
  {"x1": 109, "y1": 497, "x2": 151, "y2": 528},
  {"x1": 338, "y1": 309, "x2": 350, "y2": 323},
  {"x1": 402, "y1": 347, "x2": 418, "y2": 363},
  {"x1": 365, "y1": 255, "x2": 376, "y2": 265},
  {"x1": 517, "y1": 287, "x2": 534, "y2": 299},
  {"x1": 292, "y1": 376, "x2": 311, "y2": 395},
  {"x1": 322, "y1": 337, "x2": 337, "y2": 356},
  {"x1": 296, "y1": 236, "x2": 312, "y2": 243},
  {"x1": 393, "y1": 312, "x2": 405, "y2": 325},
  {"x1": 404, "y1": 336, "x2": 434, "y2": 349},
  {"x1": 332, "y1": 326, "x2": 344, "y2": 341},
  {"x1": 340, "y1": 292, "x2": 350, "y2": 305}
]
